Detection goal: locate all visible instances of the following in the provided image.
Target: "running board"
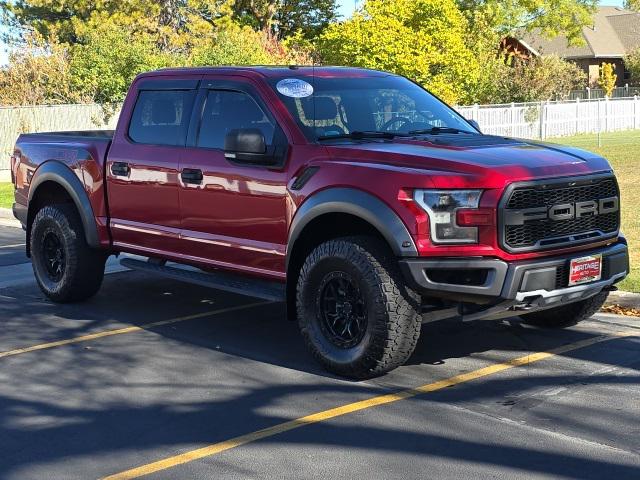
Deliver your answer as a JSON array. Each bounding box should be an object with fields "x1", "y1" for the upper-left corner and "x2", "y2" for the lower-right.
[{"x1": 120, "y1": 258, "x2": 285, "y2": 302}]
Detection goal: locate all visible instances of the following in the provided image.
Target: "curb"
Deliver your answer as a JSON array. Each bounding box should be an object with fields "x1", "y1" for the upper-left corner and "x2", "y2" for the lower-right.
[
  {"x1": 0, "y1": 207, "x2": 21, "y2": 228},
  {"x1": 606, "y1": 290, "x2": 640, "y2": 310},
  {"x1": 0, "y1": 207, "x2": 14, "y2": 219}
]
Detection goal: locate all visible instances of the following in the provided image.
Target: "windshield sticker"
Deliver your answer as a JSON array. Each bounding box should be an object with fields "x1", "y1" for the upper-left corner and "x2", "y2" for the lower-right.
[{"x1": 276, "y1": 78, "x2": 314, "y2": 98}]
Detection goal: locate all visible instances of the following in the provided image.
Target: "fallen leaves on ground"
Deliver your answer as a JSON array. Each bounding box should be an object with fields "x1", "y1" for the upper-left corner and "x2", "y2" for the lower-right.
[{"x1": 602, "y1": 304, "x2": 640, "y2": 317}]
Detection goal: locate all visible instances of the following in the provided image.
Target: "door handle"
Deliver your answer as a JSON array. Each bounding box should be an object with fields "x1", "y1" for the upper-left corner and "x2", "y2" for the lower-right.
[
  {"x1": 111, "y1": 162, "x2": 130, "y2": 177},
  {"x1": 181, "y1": 168, "x2": 203, "y2": 184}
]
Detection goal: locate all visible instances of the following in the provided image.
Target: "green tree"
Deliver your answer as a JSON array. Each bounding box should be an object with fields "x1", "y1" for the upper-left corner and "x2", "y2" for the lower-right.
[
  {"x1": 317, "y1": 0, "x2": 480, "y2": 105},
  {"x1": 457, "y1": 0, "x2": 597, "y2": 45},
  {"x1": 485, "y1": 55, "x2": 587, "y2": 103},
  {"x1": 0, "y1": 0, "x2": 235, "y2": 48},
  {"x1": 598, "y1": 63, "x2": 617, "y2": 97},
  {"x1": 69, "y1": 23, "x2": 177, "y2": 104},
  {"x1": 1, "y1": 0, "x2": 312, "y2": 105},
  {"x1": 0, "y1": 32, "x2": 90, "y2": 105},
  {"x1": 189, "y1": 25, "x2": 289, "y2": 66},
  {"x1": 624, "y1": 1, "x2": 640, "y2": 12},
  {"x1": 625, "y1": 47, "x2": 640, "y2": 85},
  {"x1": 233, "y1": 0, "x2": 338, "y2": 39},
  {"x1": 1, "y1": 0, "x2": 336, "y2": 46}
]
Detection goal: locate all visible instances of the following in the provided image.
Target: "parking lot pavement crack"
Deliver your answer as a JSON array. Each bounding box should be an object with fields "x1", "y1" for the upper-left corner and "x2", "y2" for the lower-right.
[
  {"x1": 586, "y1": 316, "x2": 640, "y2": 331},
  {"x1": 430, "y1": 378, "x2": 640, "y2": 457}
]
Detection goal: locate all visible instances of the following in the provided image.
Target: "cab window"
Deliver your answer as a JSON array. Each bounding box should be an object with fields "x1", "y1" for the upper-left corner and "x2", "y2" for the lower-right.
[
  {"x1": 197, "y1": 90, "x2": 276, "y2": 149},
  {"x1": 128, "y1": 90, "x2": 195, "y2": 146}
]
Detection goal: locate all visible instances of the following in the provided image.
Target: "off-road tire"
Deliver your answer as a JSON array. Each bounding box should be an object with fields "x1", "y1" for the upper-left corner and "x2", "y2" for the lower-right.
[
  {"x1": 522, "y1": 291, "x2": 608, "y2": 328},
  {"x1": 296, "y1": 236, "x2": 422, "y2": 379},
  {"x1": 31, "y1": 204, "x2": 107, "y2": 303}
]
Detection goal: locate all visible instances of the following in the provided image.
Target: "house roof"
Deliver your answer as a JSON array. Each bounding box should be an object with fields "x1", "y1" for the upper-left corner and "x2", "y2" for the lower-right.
[{"x1": 520, "y1": 6, "x2": 640, "y2": 59}]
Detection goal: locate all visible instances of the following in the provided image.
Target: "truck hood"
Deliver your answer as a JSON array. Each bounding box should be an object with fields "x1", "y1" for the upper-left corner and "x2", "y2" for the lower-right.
[{"x1": 324, "y1": 135, "x2": 613, "y2": 189}]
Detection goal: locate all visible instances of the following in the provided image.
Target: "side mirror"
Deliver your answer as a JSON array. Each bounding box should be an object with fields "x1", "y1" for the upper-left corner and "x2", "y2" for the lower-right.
[
  {"x1": 466, "y1": 119, "x2": 481, "y2": 132},
  {"x1": 224, "y1": 128, "x2": 275, "y2": 164}
]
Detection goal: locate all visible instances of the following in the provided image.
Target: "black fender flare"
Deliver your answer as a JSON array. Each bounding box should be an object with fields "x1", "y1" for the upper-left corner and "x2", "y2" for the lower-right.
[
  {"x1": 28, "y1": 161, "x2": 100, "y2": 249},
  {"x1": 287, "y1": 188, "x2": 418, "y2": 269}
]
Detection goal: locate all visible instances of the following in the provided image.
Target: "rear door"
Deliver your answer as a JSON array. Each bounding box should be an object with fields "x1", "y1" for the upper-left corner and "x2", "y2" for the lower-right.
[
  {"x1": 178, "y1": 77, "x2": 290, "y2": 279},
  {"x1": 107, "y1": 77, "x2": 199, "y2": 255}
]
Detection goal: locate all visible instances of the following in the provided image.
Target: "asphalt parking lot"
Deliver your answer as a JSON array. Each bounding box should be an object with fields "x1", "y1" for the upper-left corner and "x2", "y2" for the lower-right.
[{"x1": 1, "y1": 223, "x2": 639, "y2": 480}]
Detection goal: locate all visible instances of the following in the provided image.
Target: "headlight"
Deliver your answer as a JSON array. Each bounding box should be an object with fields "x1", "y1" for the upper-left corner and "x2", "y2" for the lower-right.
[{"x1": 414, "y1": 190, "x2": 483, "y2": 244}]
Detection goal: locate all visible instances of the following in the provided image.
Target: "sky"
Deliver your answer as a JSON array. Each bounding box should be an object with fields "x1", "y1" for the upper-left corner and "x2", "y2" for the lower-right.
[{"x1": 0, "y1": 0, "x2": 628, "y2": 67}]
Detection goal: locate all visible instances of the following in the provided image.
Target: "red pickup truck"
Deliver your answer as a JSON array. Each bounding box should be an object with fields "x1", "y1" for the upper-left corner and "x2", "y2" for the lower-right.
[{"x1": 10, "y1": 66, "x2": 628, "y2": 378}]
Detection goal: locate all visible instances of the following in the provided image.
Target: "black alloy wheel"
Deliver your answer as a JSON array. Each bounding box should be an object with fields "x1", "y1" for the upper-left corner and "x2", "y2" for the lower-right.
[
  {"x1": 41, "y1": 230, "x2": 65, "y2": 282},
  {"x1": 317, "y1": 271, "x2": 368, "y2": 349}
]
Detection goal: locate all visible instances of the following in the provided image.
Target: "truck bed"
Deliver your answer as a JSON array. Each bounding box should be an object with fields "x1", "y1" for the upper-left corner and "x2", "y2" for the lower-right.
[
  {"x1": 12, "y1": 130, "x2": 115, "y2": 243},
  {"x1": 20, "y1": 130, "x2": 115, "y2": 140}
]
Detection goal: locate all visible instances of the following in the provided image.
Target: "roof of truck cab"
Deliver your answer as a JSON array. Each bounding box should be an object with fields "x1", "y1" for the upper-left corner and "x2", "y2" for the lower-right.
[{"x1": 136, "y1": 66, "x2": 394, "y2": 80}]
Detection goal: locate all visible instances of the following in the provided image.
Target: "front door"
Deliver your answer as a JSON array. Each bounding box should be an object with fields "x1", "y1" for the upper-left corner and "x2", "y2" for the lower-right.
[{"x1": 178, "y1": 79, "x2": 289, "y2": 279}]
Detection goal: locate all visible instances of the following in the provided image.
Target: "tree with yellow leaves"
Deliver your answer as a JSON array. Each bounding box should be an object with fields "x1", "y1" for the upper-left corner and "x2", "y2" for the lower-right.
[
  {"x1": 599, "y1": 63, "x2": 617, "y2": 98},
  {"x1": 317, "y1": 0, "x2": 480, "y2": 105}
]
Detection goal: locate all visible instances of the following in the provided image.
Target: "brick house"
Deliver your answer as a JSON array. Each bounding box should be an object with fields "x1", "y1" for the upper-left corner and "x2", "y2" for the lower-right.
[{"x1": 506, "y1": 6, "x2": 640, "y2": 87}]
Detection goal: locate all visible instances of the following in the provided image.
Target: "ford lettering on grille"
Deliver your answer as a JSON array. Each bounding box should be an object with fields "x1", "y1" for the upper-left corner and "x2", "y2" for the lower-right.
[
  {"x1": 501, "y1": 177, "x2": 621, "y2": 252},
  {"x1": 504, "y1": 197, "x2": 619, "y2": 225}
]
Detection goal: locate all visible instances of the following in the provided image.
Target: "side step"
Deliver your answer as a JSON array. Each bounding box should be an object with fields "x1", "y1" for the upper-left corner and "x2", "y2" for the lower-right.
[{"x1": 120, "y1": 258, "x2": 285, "y2": 302}]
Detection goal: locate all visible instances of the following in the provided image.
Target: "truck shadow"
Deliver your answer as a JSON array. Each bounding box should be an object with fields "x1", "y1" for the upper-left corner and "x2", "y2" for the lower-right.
[
  {"x1": 2, "y1": 269, "x2": 636, "y2": 382},
  {"x1": 1, "y1": 271, "x2": 639, "y2": 478}
]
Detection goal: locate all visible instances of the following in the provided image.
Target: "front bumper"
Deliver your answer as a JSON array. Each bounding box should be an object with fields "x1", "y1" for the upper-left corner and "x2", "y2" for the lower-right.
[{"x1": 399, "y1": 242, "x2": 628, "y2": 319}]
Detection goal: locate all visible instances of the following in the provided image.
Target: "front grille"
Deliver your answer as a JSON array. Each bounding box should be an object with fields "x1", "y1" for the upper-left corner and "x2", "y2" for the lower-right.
[
  {"x1": 506, "y1": 179, "x2": 618, "y2": 209},
  {"x1": 502, "y1": 176, "x2": 620, "y2": 252},
  {"x1": 504, "y1": 212, "x2": 619, "y2": 248}
]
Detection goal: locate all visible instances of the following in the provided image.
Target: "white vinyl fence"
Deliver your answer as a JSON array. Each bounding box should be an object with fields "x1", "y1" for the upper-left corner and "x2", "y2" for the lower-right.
[
  {"x1": 567, "y1": 85, "x2": 640, "y2": 100},
  {"x1": 0, "y1": 104, "x2": 120, "y2": 171},
  {"x1": 1, "y1": 97, "x2": 640, "y2": 171},
  {"x1": 457, "y1": 96, "x2": 640, "y2": 140}
]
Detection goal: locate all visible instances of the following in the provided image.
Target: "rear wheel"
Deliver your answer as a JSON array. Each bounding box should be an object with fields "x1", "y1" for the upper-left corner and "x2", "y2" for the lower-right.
[
  {"x1": 31, "y1": 204, "x2": 107, "y2": 303},
  {"x1": 296, "y1": 236, "x2": 422, "y2": 379},
  {"x1": 522, "y1": 291, "x2": 608, "y2": 328}
]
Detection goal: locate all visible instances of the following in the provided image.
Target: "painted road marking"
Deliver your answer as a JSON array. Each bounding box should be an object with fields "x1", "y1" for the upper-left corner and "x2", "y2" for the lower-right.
[
  {"x1": 102, "y1": 331, "x2": 637, "y2": 480},
  {"x1": 0, "y1": 243, "x2": 25, "y2": 249},
  {"x1": 0, "y1": 302, "x2": 268, "y2": 359}
]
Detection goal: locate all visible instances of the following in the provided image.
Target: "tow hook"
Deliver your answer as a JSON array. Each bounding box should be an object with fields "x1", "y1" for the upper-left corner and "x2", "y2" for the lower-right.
[{"x1": 511, "y1": 296, "x2": 542, "y2": 311}]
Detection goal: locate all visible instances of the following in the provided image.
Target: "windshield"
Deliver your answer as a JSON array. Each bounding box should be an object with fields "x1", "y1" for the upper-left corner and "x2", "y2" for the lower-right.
[{"x1": 269, "y1": 75, "x2": 477, "y2": 142}]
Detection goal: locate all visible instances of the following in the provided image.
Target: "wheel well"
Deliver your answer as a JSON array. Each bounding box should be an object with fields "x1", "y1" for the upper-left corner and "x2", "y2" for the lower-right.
[
  {"x1": 286, "y1": 212, "x2": 392, "y2": 320},
  {"x1": 26, "y1": 181, "x2": 76, "y2": 256}
]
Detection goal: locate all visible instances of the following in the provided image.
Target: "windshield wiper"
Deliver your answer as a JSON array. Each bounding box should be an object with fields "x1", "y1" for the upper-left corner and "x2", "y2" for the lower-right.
[
  {"x1": 408, "y1": 127, "x2": 475, "y2": 135},
  {"x1": 317, "y1": 131, "x2": 409, "y2": 141}
]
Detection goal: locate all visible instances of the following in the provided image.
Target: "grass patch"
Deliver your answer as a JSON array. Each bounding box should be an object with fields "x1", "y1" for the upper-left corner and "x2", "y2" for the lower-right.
[
  {"x1": 0, "y1": 183, "x2": 14, "y2": 210},
  {"x1": 550, "y1": 130, "x2": 640, "y2": 293}
]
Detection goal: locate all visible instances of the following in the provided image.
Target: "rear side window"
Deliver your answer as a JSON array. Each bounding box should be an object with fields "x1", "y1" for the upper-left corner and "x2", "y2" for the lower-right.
[
  {"x1": 197, "y1": 90, "x2": 275, "y2": 149},
  {"x1": 129, "y1": 90, "x2": 195, "y2": 146}
]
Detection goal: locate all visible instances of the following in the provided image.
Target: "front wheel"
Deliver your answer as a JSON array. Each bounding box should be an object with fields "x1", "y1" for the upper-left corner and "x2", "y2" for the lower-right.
[
  {"x1": 296, "y1": 236, "x2": 422, "y2": 379},
  {"x1": 31, "y1": 204, "x2": 107, "y2": 303},
  {"x1": 522, "y1": 291, "x2": 608, "y2": 328}
]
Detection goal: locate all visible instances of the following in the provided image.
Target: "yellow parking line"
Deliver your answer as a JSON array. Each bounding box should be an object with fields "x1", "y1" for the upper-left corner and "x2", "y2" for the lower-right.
[
  {"x1": 0, "y1": 302, "x2": 268, "y2": 359},
  {"x1": 102, "y1": 330, "x2": 638, "y2": 480}
]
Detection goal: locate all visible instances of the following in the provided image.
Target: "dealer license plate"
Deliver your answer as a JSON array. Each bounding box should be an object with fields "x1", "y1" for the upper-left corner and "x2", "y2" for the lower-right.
[{"x1": 568, "y1": 254, "x2": 602, "y2": 286}]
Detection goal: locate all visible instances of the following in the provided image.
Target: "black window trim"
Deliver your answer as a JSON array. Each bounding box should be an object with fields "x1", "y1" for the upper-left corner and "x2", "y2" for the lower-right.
[
  {"x1": 126, "y1": 85, "x2": 199, "y2": 148},
  {"x1": 186, "y1": 80, "x2": 289, "y2": 168},
  {"x1": 137, "y1": 78, "x2": 201, "y2": 91}
]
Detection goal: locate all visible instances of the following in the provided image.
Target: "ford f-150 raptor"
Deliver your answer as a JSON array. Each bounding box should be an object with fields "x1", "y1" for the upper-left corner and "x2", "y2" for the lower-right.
[{"x1": 10, "y1": 66, "x2": 629, "y2": 378}]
